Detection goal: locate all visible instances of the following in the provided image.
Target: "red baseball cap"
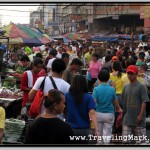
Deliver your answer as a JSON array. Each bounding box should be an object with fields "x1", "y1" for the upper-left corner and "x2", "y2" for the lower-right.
[
  {"x1": 112, "y1": 56, "x2": 119, "y2": 61},
  {"x1": 126, "y1": 65, "x2": 138, "y2": 74}
]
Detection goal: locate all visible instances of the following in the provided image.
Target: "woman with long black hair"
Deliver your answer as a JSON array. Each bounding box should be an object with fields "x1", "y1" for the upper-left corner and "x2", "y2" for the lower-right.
[
  {"x1": 65, "y1": 75, "x2": 98, "y2": 144},
  {"x1": 110, "y1": 61, "x2": 125, "y2": 108}
]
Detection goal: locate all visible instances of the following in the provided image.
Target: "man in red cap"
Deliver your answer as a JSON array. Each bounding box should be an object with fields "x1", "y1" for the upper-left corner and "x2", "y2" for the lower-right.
[
  {"x1": 122, "y1": 65, "x2": 150, "y2": 144},
  {"x1": 126, "y1": 65, "x2": 139, "y2": 82}
]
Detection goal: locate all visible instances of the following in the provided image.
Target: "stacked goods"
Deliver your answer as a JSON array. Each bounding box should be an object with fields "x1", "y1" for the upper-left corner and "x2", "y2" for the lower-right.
[
  {"x1": 0, "y1": 88, "x2": 22, "y2": 99},
  {"x1": 5, "y1": 69, "x2": 16, "y2": 74},
  {"x1": 3, "y1": 118, "x2": 25, "y2": 143}
]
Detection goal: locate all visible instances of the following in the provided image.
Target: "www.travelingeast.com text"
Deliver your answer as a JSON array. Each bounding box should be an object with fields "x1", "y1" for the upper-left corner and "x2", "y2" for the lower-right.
[{"x1": 69, "y1": 134, "x2": 149, "y2": 142}]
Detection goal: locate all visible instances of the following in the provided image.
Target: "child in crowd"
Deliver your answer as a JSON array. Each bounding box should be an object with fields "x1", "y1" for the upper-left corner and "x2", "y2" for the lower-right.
[
  {"x1": 94, "y1": 67, "x2": 115, "y2": 88},
  {"x1": 93, "y1": 70, "x2": 122, "y2": 144}
]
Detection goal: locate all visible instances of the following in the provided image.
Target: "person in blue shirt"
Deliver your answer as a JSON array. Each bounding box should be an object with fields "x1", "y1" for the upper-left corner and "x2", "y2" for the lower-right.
[
  {"x1": 65, "y1": 74, "x2": 98, "y2": 144},
  {"x1": 93, "y1": 70, "x2": 122, "y2": 144},
  {"x1": 94, "y1": 67, "x2": 116, "y2": 88},
  {"x1": 0, "y1": 43, "x2": 6, "y2": 53}
]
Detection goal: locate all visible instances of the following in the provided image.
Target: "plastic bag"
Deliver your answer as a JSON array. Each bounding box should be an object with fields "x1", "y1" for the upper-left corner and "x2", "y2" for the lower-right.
[{"x1": 86, "y1": 71, "x2": 92, "y2": 81}]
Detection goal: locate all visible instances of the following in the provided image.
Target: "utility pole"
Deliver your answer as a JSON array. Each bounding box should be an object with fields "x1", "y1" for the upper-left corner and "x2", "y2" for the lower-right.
[
  {"x1": 0, "y1": 15, "x2": 2, "y2": 27},
  {"x1": 43, "y1": 3, "x2": 45, "y2": 31}
]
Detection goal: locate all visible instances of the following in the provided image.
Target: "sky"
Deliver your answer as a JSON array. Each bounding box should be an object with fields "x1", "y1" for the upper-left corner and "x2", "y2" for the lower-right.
[{"x1": 0, "y1": 4, "x2": 39, "y2": 26}]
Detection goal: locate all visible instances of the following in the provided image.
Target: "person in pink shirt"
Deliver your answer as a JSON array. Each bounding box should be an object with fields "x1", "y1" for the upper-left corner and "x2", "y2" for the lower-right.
[{"x1": 88, "y1": 53, "x2": 102, "y2": 92}]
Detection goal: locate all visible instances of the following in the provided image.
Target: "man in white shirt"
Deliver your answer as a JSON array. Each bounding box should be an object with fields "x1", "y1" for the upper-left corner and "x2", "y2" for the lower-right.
[
  {"x1": 29, "y1": 58, "x2": 70, "y2": 101},
  {"x1": 143, "y1": 46, "x2": 150, "y2": 61},
  {"x1": 56, "y1": 46, "x2": 63, "y2": 58},
  {"x1": 29, "y1": 59, "x2": 70, "y2": 118},
  {"x1": 47, "y1": 50, "x2": 57, "y2": 76}
]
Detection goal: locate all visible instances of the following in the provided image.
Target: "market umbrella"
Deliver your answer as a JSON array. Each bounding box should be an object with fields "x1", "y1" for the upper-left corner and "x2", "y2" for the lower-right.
[
  {"x1": 39, "y1": 37, "x2": 51, "y2": 44},
  {"x1": 0, "y1": 23, "x2": 50, "y2": 45},
  {"x1": 22, "y1": 37, "x2": 43, "y2": 46},
  {"x1": 63, "y1": 32, "x2": 81, "y2": 40},
  {"x1": 78, "y1": 32, "x2": 92, "y2": 40},
  {"x1": 31, "y1": 27, "x2": 44, "y2": 34},
  {"x1": 0, "y1": 37, "x2": 23, "y2": 44},
  {"x1": 31, "y1": 27, "x2": 51, "y2": 43}
]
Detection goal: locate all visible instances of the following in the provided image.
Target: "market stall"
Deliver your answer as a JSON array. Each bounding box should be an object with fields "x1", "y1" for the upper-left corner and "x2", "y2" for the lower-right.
[
  {"x1": 2, "y1": 118, "x2": 25, "y2": 144},
  {"x1": 0, "y1": 23, "x2": 51, "y2": 46},
  {"x1": 63, "y1": 32, "x2": 81, "y2": 41},
  {"x1": 0, "y1": 85, "x2": 22, "y2": 117},
  {"x1": 0, "y1": 82, "x2": 25, "y2": 144}
]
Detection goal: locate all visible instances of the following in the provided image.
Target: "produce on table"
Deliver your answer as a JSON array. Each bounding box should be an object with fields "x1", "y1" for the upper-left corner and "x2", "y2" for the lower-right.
[
  {"x1": 5, "y1": 68, "x2": 14, "y2": 72},
  {"x1": 0, "y1": 87, "x2": 22, "y2": 99},
  {"x1": 15, "y1": 66, "x2": 25, "y2": 74},
  {"x1": 3, "y1": 118, "x2": 25, "y2": 143},
  {"x1": 2, "y1": 76, "x2": 16, "y2": 88}
]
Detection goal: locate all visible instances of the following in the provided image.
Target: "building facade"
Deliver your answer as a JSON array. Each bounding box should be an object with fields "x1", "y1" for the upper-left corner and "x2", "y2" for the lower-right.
[
  {"x1": 30, "y1": 3, "x2": 150, "y2": 35},
  {"x1": 56, "y1": 3, "x2": 149, "y2": 34},
  {"x1": 30, "y1": 3, "x2": 59, "y2": 35}
]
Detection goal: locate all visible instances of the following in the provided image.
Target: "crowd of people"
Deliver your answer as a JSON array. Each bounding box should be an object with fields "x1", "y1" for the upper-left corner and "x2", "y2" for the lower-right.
[{"x1": 0, "y1": 38, "x2": 150, "y2": 145}]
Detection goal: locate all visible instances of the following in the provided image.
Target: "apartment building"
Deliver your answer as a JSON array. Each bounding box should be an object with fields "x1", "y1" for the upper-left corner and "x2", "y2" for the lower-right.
[
  {"x1": 30, "y1": 3, "x2": 150, "y2": 35},
  {"x1": 57, "y1": 3, "x2": 150, "y2": 34}
]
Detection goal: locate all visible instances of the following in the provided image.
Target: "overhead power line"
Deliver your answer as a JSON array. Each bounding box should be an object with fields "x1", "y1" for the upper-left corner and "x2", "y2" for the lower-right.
[
  {"x1": 0, "y1": 4, "x2": 149, "y2": 12},
  {"x1": 0, "y1": 13, "x2": 140, "y2": 18}
]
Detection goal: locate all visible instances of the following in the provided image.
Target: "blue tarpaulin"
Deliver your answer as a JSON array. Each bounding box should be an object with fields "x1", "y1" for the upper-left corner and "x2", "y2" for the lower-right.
[
  {"x1": 92, "y1": 34, "x2": 136, "y2": 42},
  {"x1": 23, "y1": 37, "x2": 43, "y2": 46},
  {"x1": 92, "y1": 36, "x2": 118, "y2": 42}
]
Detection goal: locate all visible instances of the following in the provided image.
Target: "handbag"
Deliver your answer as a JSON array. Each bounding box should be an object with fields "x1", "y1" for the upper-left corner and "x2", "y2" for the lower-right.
[
  {"x1": 29, "y1": 77, "x2": 47, "y2": 117},
  {"x1": 116, "y1": 112, "x2": 123, "y2": 129}
]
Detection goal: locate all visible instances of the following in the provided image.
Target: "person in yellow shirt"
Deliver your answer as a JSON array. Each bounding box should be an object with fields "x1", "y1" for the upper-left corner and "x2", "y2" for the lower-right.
[
  {"x1": 0, "y1": 107, "x2": 5, "y2": 143},
  {"x1": 84, "y1": 46, "x2": 94, "y2": 67},
  {"x1": 121, "y1": 58, "x2": 144, "y2": 87},
  {"x1": 122, "y1": 73, "x2": 144, "y2": 86},
  {"x1": 110, "y1": 61, "x2": 125, "y2": 108},
  {"x1": 67, "y1": 46, "x2": 75, "y2": 55}
]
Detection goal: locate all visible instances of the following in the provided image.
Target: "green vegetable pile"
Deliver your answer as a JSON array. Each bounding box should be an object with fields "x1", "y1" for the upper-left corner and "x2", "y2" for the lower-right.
[
  {"x1": 3, "y1": 118, "x2": 25, "y2": 142},
  {"x1": 2, "y1": 76, "x2": 15, "y2": 88},
  {"x1": 15, "y1": 66, "x2": 25, "y2": 74}
]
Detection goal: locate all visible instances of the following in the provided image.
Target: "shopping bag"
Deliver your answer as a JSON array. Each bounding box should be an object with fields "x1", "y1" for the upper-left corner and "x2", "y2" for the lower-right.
[
  {"x1": 29, "y1": 90, "x2": 44, "y2": 117},
  {"x1": 116, "y1": 112, "x2": 123, "y2": 129},
  {"x1": 86, "y1": 71, "x2": 92, "y2": 81},
  {"x1": 29, "y1": 77, "x2": 46, "y2": 117}
]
